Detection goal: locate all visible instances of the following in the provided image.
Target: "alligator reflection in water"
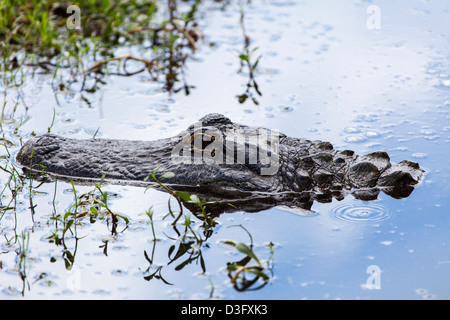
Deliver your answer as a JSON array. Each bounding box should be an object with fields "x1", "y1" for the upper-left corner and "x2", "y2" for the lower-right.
[{"x1": 17, "y1": 113, "x2": 424, "y2": 215}]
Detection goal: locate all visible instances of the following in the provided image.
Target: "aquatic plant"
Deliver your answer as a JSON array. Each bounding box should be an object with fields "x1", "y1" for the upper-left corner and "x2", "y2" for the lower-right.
[
  {"x1": 223, "y1": 225, "x2": 274, "y2": 291},
  {"x1": 0, "y1": 1, "x2": 274, "y2": 298},
  {"x1": 0, "y1": 0, "x2": 203, "y2": 101},
  {"x1": 236, "y1": 4, "x2": 262, "y2": 105}
]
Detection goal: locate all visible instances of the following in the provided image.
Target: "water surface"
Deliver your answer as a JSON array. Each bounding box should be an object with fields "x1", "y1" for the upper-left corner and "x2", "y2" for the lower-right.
[{"x1": 1, "y1": 0, "x2": 449, "y2": 299}]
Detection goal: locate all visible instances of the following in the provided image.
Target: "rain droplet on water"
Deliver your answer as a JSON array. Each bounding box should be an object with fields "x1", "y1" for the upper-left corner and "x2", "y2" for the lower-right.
[
  {"x1": 440, "y1": 79, "x2": 450, "y2": 87},
  {"x1": 343, "y1": 135, "x2": 366, "y2": 143},
  {"x1": 278, "y1": 106, "x2": 294, "y2": 112},
  {"x1": 364, "y1": 130, "x2": 381, "y2": 138},
  {"x1": 344, "y1": 126, "x2": 361, "y2": 134},
  {"x1": 412, "y1": 153, "x2": 427, "y2": 159},
  {"x1": 421, "y1": 129, "x2": 435, "y2": 135},
  {"x1": 153, "y1": 104, "x2": 170, "y2": 113},
  {"x1": 328, "y1": 204, "x2": 393, "y2": 224}
]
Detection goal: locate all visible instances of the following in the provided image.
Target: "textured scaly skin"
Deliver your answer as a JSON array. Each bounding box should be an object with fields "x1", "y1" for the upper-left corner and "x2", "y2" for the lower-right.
[{"x1": 16, "y1": 114, "x2": 424, "y2": 202}]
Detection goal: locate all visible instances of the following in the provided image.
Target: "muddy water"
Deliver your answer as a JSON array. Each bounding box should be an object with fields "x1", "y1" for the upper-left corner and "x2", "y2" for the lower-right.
[{"x1": 1, "y1": 0, "x2": 449, "y2": 299}]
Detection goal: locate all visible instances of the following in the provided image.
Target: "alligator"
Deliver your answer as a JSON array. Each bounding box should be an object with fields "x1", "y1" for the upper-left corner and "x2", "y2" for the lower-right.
[{"x1": 16, "y1": 113, "x2": 424, "y2": 214}]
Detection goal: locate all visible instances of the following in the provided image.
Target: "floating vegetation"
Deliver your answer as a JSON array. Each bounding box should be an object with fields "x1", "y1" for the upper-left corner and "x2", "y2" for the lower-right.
[
  {"x1": 0, "y1": 136, "x2": 276, "y2": 297},
  {"x1": 1, "y1": 0, "x2": 263, "y2": 105},
  {"x1": 223, "y1": 225, "x2": 274, "y2": 292},
  {"x1": 141, "y1": 179, "x2": 275, "y2": 293},
  {"x1": 0, "y1": 101, "x2": 26, "y2": 220},
  {"x1": 0, "y1": 0, "x2": 447, "y2": 301},
  {"x1": 236, "y1": 4, "x2": 262, "y2": 105},
  {"x1": 0, "y1": 1, "x2": 273, "y2": 298},
  {"x1": 0, "y1": 1, "x2": 198, "y2": 104}
]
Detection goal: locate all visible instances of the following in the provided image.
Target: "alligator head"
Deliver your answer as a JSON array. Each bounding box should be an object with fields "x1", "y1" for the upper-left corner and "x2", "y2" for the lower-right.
[{"x1": 16, "y1": 113, "x2": 424, "y2": 214}]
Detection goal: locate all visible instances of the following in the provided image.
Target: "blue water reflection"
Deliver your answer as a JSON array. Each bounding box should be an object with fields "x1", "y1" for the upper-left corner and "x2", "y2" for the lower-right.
[{"x1": 1, "y1": 0, "x2": 449, "y2": 299}]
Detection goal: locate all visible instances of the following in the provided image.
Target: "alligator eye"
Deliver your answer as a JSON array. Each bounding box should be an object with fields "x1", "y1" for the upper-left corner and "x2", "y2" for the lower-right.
[{"x1": 190, "y1": 132, "x2": 216, "y2": 151}]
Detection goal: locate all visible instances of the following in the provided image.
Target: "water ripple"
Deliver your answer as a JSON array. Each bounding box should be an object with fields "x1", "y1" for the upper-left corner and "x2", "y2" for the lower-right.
[{"x1": 328, "y1": 204, "x2": 393, "y2": 224}]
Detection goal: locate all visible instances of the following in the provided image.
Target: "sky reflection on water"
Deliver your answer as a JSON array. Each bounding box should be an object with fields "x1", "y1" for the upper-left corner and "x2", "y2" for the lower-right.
[{"x1": 1, "y1": 0, "x2": 449, "y2": 299}]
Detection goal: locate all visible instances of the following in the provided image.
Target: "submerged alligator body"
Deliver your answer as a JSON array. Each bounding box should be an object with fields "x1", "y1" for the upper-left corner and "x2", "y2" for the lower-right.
[{"x1": 17, "y1": 113, "x2": 424, "y2": 213}]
